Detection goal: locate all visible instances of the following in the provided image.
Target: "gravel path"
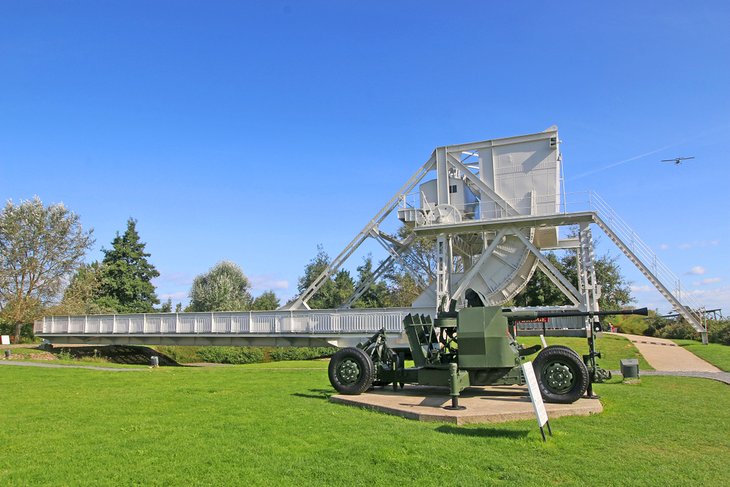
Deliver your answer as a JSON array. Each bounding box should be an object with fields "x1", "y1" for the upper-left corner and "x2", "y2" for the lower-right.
[
  {"x1": 609, "y1": 333, "x2": 721, "y2": 372},
  {"x1": 609, "y1": 369, "x2": 730, "y2": 385},
  {"x1": 0, "y1": 361, "x2": 148, "y2": 372}
]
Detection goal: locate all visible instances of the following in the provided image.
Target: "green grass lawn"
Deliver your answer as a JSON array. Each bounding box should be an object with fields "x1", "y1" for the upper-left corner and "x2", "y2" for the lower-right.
[
  {"x1": 516, "y1": 334, "x2": 653, "y2": 371},
  {"x1": 1, "y1": 360, "x2": 728, "y2": 486},
  {"x1": 672, "y1": 340, "x2": 730, "y2": 372}
]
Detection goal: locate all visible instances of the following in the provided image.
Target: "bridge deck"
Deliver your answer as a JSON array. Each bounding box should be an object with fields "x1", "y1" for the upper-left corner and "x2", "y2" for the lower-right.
[
  {"x1": 35, "y1": 306, "x2": 586, "y2": 347},
  {"x1": 34, "y1": 308, "x2": 433, "y2": 348}
]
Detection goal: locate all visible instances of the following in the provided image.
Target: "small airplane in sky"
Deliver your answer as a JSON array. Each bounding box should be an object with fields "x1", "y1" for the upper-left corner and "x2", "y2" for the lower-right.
[{"x1": 661, "y1": 156, "x2": 695, "y2": 165}]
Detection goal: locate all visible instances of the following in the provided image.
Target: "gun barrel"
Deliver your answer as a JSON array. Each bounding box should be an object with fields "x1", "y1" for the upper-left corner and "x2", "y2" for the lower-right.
[{"x1": 502, "y1": 307, "x2": 648, "y2": 320}]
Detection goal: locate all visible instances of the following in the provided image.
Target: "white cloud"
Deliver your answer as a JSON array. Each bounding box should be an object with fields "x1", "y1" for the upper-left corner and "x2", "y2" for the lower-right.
[
  {"x1": 682, "y1": 286, "x2": 729, "y2": 304},
  {"x1": 699, "y1": 277, "x2": 721, "y2": 285},
  {"x1": 249, "y1": 275, "x2": 289, "y2": 291},
  {"x1": 677, "y1": 240, "x2": 721, "y2": 250},
  {"x1": 152, "y1": 271, "x2": 194, "y2": 287},
  {"x1": 687, "y1": 266, "x2": 706, "y2": 275},
  {"x1": 630, "y1": 284, "x2": 652, "y2": 293},
  {"x1": 160, "y1": 291, "x2": 187, "y2": 300},
  {"x1": 659, "y1": 243, "x2": 670, "y2": 250}
]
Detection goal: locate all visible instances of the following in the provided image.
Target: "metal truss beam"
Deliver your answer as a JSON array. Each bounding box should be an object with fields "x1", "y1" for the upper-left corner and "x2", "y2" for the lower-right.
[
  {"x1": 285, "y1": 154, "x2": 436, "y2": 310},
  {"x1": 511, "y1": 227, "x2": 584, "y2": 307}
]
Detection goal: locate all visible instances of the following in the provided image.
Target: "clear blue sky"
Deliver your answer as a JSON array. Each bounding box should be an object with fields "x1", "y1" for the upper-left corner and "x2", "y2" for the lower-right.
[{"x1": 2, "y1": 1, "x2": 728, "y2": 313}]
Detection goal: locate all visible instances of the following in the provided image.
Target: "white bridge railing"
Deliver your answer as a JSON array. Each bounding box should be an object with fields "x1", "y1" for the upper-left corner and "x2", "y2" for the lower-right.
[{"x1": 34, "y1": 307, "x2": 434, "y2": 337}]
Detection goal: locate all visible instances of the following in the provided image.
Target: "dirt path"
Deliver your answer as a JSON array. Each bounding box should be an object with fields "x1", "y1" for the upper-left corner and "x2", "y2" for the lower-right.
[{"x1": 613, "y1": 333, "x2": 721, "y2": 372}]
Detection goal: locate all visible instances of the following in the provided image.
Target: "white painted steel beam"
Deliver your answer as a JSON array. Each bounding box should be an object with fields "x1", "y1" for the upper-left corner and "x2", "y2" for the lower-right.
[{"x1": 285, "y1": 154, "x2": 436, "y2": 310}]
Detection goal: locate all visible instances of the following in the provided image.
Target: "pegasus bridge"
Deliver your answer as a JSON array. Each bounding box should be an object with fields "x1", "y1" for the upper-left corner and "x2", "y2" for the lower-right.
[{"x1": 35, "y1": 127, "x2": 709, "y2": 347}]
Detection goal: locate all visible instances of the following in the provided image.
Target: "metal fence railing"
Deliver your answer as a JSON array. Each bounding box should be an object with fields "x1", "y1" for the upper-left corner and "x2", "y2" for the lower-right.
[{"x1": 35, "y1": 307, "x2": 435, "y2": 337}]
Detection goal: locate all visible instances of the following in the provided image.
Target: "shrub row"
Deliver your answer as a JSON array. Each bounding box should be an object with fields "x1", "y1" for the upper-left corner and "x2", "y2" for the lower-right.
[
  {"x1": 645, "y1": 318, "x2": 730, "y2": 346},
  {"x1": 708, "y1": 321, "x2": 730, "y2": 346},
  {"x1": 154, "y1": 346, "x2": 337, "y2": 365},
  {"x1": 268, "y1": 347, "x2": 336, "y2": 361},
  {"x1": 197, "y1": 347, "x2": 265, "y2": 364}
]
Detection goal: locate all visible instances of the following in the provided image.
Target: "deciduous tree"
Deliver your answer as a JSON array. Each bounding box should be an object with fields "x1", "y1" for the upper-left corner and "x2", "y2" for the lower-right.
[
  {"x1": 352, "y1": 255, "x2": 390, "y2": 308},
  {"x1": 53, "y1": 262, "x2": 112, "y2": 315},
  {"x1": 252, "y1": 290, "x2": 280, "y2": 311},
  {"x1": 296, "y1": 246, "x2": 355, "y2": 309},
  {"x1": 189, "y1": 261, "x2": 252, "y2": 311},
  {"x1": 514, "y1": 250, "x2": 633, "y2": 311},
  {"x1": 0, "y1": 197, "x2": 94, "y2": 340}
]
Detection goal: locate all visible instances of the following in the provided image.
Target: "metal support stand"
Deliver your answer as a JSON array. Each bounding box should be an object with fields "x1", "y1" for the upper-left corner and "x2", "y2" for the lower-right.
[
  {"x1": 444, "y1": 363, "x2": 466, "y2": 410},
  {"x1": 585, "y1": 381, "x2": 598, "y2": 400},
  {"x1": 584, "y1": 334, "x2": 601, "y2": 399}
]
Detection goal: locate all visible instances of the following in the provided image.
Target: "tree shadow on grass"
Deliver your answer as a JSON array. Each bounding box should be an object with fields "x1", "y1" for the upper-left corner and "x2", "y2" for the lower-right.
[
  {"x1": 435, "y1": 425, "x2": 528, "y2": 439},
  {"x1": 291, "y1": 389, "x2": 334, "y2": 400}
]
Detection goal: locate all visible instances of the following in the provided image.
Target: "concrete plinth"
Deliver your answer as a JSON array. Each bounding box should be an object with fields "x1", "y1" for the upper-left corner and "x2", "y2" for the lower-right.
[{"x1": 330, "y1": 385, "x2": 602, "y2": 425}]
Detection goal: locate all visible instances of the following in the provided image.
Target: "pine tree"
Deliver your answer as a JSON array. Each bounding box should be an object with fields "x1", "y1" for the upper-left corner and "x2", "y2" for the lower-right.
[{"x1": 98, "y1": 218, "x2": 160, "y2": 313}]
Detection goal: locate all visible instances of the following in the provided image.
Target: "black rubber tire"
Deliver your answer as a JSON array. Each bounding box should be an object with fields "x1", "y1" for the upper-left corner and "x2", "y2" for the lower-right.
[
  {"x1": 533, "y1": 346, "x2": 589, "y2": 404},
  {"x1": 328, "y1": 347, "x2": 375, "y2": 395},
  {"x1": 544, "y1": 344, "x2": 582, "y2": 360}
]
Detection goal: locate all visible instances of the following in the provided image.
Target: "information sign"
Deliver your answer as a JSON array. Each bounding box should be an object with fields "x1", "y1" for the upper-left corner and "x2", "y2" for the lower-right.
[{"x1": 522, "y1": 361, "x2": 552, "y2": 440}]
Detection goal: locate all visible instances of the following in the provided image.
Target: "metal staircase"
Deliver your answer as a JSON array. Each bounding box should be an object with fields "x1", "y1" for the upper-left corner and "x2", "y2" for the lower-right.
[{"x1": 587, "y1": 193, "x2": 707, "y2": 340}]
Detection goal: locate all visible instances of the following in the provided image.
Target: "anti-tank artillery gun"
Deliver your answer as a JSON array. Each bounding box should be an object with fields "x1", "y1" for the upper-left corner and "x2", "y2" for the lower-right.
[{"x1": 328, "y1": 305, "x2": 648, "y2": 404}]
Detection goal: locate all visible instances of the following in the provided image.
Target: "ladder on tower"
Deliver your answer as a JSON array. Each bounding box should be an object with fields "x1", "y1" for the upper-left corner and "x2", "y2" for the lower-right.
[{"x1": 587, "y1": 193, "x2": 707, "y2": 341}]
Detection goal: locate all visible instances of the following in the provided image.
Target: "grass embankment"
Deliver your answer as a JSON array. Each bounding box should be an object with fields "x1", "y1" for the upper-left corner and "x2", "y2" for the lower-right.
[
  {"x1": 0, "y1": 361, "x2": 727, "y2": 486},
  {"x1": 154, "y1": 345, "x2": 337, "y2": 364},
  {"x1": 0, "y1": 347, "x2": 146, "y2": 369},
  {"x1": 517, "y1": 334, "x2": 653, "y2": 371},
  {"x1": 672, "y1": 340, "x2": 730, "y2": 372}
]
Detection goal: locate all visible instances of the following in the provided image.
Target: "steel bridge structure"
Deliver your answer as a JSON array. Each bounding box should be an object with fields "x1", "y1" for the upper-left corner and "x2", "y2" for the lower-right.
[{"x1": 36, "y1": 127, "x2": 708, "y2": 345}]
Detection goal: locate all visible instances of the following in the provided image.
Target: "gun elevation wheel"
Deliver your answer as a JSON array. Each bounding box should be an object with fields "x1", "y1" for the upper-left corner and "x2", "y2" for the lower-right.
[
  {"x1": 533, "y1": 345, "x2": 589, "y2": 404},
  {"x1": 328, "y1": 347, "x2": 375, "y2": 395}
]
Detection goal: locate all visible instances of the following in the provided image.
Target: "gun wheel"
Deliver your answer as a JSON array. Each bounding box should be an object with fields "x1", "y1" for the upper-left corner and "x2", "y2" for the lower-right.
[
  {"x1": 328, "y1": 347, "x2": 375, "y2": 395},
  {"x1": 533, "y1": 346, "x2": 589, "y2": 404}
]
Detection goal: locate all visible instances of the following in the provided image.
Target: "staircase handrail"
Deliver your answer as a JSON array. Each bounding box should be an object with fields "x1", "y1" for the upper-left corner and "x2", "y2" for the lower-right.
[{"x1": 586, "y1": 192, "x2": 703, "y2": 318}]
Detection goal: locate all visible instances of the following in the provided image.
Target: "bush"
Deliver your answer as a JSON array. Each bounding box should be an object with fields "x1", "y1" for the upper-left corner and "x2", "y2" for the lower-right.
[
  {"x1": 655, "y1": 322, "x2": 699, "y2": 340},
  {"x1": 268, "y1": 347, "x2": 336, "y2": 362},
  {"x1": 154, "y1": 346, "x2": 338, "y2": 365},
  {"x1": 708, "y1": 320, "x2": 730, "y2": 346},
  {"x1": 0, "y1": 322, "x2": 35, "y2": 343},
  {"x1": 613, "y1": 315, "x2": 649, "y2": 335},
  {"x1": 197, "y1": 347, "x2": 264, "y2": 364},
  {"x1": 646, "y1": 317, "x2": 730, "y2": 346}
]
